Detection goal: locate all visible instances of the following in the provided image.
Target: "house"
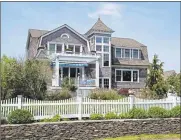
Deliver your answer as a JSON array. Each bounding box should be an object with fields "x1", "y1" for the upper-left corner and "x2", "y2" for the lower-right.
[{"x1": 26, "y1": 18, "x2": 150, "y2": 91}]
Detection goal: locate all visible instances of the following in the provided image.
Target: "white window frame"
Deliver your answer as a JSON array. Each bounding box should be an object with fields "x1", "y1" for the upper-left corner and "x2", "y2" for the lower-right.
[
  {"x1": 61, "y1": 33, "x2": 69, "y2": 38},
  {"x1": 115, "y1": 69, "x2": 139, "y2": 82},
  {"x1": 48, "y1": 42, "x2": 64, "y2": 55},
  {"x1": 99, "y1": 77, "x2": 111, "y2": 89},
  {"x1": 95, "y1": 35, "x2": 111, "y2": 67},
  {"x1": 115, "y1": 47, "x2": 140, "y2": 59}
]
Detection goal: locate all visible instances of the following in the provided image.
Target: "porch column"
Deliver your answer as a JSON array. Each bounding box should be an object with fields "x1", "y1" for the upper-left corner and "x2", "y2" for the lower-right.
[
  {"x1": 82, "y1": 67, "x2": 85, "y2": 80},
  {"x1": 55, "y1": 57, "x2": 59, "y2": 86},
  {"x1": 95, "y1": 60, "x2": 99, "y2": 87}
]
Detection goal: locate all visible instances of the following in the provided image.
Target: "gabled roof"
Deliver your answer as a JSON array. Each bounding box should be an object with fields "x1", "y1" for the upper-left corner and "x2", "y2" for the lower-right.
[
  {"x1": 85, "y1": 18, "x2": 114, "y2": 36},
  {"x1": 111, "y1": 37, "x2": 146, "y2": 48}
]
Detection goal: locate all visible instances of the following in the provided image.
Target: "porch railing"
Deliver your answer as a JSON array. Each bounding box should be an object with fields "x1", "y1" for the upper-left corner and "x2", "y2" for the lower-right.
[{"x1": 59, "y1": 78, "x2": 96, "y2": 87}]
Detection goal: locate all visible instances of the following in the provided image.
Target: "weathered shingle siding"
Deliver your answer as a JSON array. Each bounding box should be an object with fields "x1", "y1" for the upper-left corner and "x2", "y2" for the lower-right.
[
  {"x1": 41, "y1": 27, "x2": 88, "y2": 53},
  {"x1": 112, "y1": 67, "x2": 147, "y2": 89},
  {"x1": 27, "y1": 37, "x2": 39, "y2": 59}
]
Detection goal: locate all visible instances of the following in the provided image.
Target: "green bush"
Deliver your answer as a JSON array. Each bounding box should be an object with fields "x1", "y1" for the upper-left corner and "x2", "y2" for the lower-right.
[
  {"x1": 89, "y1": 89, "x2": 124, "y2": 100},
  {"x1": 105, "y1": 112, "x2": 119, "y2": 119},
  {"x1": 169, "y1": 106, "x2": 181, "y2": 118},
  {"x1": 119, "y1": 113, "x2": 131, "y2": 119},
  {"x1": 40, "y1": 114, "x2": 61, "y2": 122},
  {"x1": 45, "y1": 89, "x2": 72, "y2": 100},
  {"x1": 148, "y1": 106, "x2": 169, "y2": 118},
  {"x1": 7, "y1": 109, "x2": 33, "y2": 124},
  {"x1": 62, "y1": 118, "x2": 70, "y2": 121},
  {"x1": 90, "y1": 113, "x2": 104, "y2": 120},
  {"x1": 61, "y1": 77, "x2": 77, "y2": 92},
  {"x1": 128, "y1": 107, "x2": 148, "y2": 119}
]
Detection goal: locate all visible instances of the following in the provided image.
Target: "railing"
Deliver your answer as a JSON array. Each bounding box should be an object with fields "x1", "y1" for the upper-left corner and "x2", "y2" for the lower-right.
[
  {"x1": 59, "y1": 78, "x2": 96, "y2": 87},
  {"x1": 1, "y1": 94, "x2": 180, "y2": 120}
]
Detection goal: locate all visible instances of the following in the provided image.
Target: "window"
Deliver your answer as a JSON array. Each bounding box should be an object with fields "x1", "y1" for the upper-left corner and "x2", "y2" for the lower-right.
[
  {"x1": 75, "y1": 45, "x2": 80, "y2": 54},
  {"x1": 61, "y1": 33, "x2": 69, "y2": 38},
  {"x1": 49, "y1": 44, "x2": 55, "y2": 55},
  {"x1": 115, "y1": 69, "x2": 139, "y2": 82},
  {"x1": 103, "y1": 54, "x2": 109, "y2": 66},
  {"x1": 68, "y1": 45, "x2": 74, "y2": 51},
  {"x1": 133, "y1": 71, "x2": 138, "y2": 82},
  {"x1": 103, "y1": 45, "x2": 109, "y2": 52},
  {"x1": 115, "y1": 48, "x2": 121, "y2": 57},
  {"x1": 96, "y1": 45, "x2": 102, "y2": 51},
  {"x1": 133, "y1": 49, "x2": 138, "y2": 58},
  {"x1": 103, "y1": 37, "x2": 109, "y2": 44},
  {"x1": 99, "y1": 79, "x2": 102, "y2": 88},
  {"x1": 125, "y1": 49, "x2": 130, "y2": 58},
  {"x1": 96, "y1": 37, "x2": 102, "y2": 43},
  {"x1": 104, "y1": 79, "x2": 109, "y2": 88},
  {"x1": 116, "y1": 70, "x2": 121, "y2": 81},
  {"x1": 56, "y1": 44, "x2": 62, "y2": 53},
  {"x1": 123, "y1": 71, "x2": 131, "y2": 81}
]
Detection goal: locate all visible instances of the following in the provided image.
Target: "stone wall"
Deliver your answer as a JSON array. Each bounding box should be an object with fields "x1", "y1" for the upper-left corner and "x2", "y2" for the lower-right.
[{"x1": 1, "y1": 118, "x2": 180, "y2": 140}]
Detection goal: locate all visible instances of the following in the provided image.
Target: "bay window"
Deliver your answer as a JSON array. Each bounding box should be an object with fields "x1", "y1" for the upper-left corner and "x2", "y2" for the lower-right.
[
  {"x1": 96, "y1": 37, "x2": 102, "y2": 43},
  {"x1": 115, "y1": 69, "x2": 139, "y2": 82},
  {"x1": 96, "y1": 45, "x2": 102, "y2": 52},
  {"x1": 103, "y1": 37, "x2": 109, "y2": 44},
  {"x1": 103, "y1": 45, "x2": 109, "y2": 52}
]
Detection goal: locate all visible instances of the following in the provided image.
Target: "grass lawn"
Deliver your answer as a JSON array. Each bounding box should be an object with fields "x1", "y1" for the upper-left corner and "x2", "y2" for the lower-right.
[{"x1": 98, "y1": 134, "x2": 180, "y2": 140}]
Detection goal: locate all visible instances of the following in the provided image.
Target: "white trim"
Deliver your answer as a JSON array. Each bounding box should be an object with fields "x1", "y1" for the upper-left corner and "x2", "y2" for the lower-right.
[
  {"x1": 38, "y1": 24, "x2": 90, "y2": 52},
  {"x1": 61, "y1": 33, "x2": 69, "y2": 38},
  {"x1": 99, "y1": 77, "x2": 111, "y2": 89},
  {"x1": 115, "y1": 69, "x2": 139, "y2": 83}
]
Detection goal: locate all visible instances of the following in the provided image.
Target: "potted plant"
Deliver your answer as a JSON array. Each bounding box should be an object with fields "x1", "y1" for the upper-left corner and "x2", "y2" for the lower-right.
[{"x1": 65, "y1": 48, "x2": 73, "y2": 54}]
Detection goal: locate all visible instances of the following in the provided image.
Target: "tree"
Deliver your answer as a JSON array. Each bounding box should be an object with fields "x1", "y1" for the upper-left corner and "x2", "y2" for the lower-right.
[
  {"x1": 145, "y1": 54, "x2": 168, "y2": 99},
  {"x1": 1, "y1": 55, "x2": 50, "y2": 100},
  {"x1": 167, "y1": 73, "x2": 181, "y2": 96}
]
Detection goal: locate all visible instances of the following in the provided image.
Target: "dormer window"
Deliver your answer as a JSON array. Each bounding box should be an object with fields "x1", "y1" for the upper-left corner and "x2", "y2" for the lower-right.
[
  {"x1": 61, "y1": 33, "x2": 69, "y2": 39},
  {"x1": 115, "y1": 48, "x2": 141, "y2": 59}
]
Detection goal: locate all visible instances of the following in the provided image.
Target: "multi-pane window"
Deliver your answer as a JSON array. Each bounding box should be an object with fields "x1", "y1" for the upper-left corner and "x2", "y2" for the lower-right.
[
  {"x1": 103, "y1": 54, "x2": 109, "y2": 66},
  {"x1": 115, "y1": 48, "x2": 140, "y2": 59},
  {"x1": 68, "y1": 45, "x2": 74, "y2": 51},
  {"x1": 125, "y1": 49, "x2": 130, "y2": 58},
  {"x1": 104, "y1": 79, "x2": 109, "y2": 88},
  {"x1": 57, "y1": 44, "x2": 62, "y2": 53},
  {"x1": 115, "y1": 69, "x2": 139, "y2": 82},
  {"x1": 103, "y1": 45, "x2": 109, "y2": 52},
  {"x1": 75, "y1": 45, "x2": 80, "y2": 54},
  {"x1": 103, "y1": 37, "x2": 109, "y2": 44},
  {"x1": 49, "y1": 44, "x2": 56, "y2": 55},
  {"x1": 116, "y1": 70, "x2": 121, "y2": 81},
  {"x1": 96, "y1": 45, "x2": 102, "y2": 52},
  {"x1": 96, "y1": 37, "x2": 102, "y2": 43},
  {"x1": 115, "y1": 48, "x2": 121, "y2": 57},
  {"x1": 133, "y1": 49, "x2": 138, "y2": 58}
]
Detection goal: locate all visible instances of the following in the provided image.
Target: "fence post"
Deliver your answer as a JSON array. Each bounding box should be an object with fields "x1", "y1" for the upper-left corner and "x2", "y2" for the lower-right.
[
  {"x1": 77, "y1": 93, "x2": 82, "y2": 120},
  {"x1": 172, "y1": 94, "x2": 177, "y2": 107},
  {"x1": 129, "y1": 95, "x2": 135, "y2": 110},
  {"x1": 17, "y1": 95, "x2": 22, "y2": 109}
]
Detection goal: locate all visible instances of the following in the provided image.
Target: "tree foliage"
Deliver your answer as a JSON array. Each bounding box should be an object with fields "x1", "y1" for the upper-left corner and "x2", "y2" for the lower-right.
[
  {"x1": 166, "y1": 73, "x2": 181, "y2": 96},
  {"x1": 145, "y1": 54, "x2": 168, "y2": 99},
  {"x1": 1, "y1": 55, "x2": 50, "y2": 100}
]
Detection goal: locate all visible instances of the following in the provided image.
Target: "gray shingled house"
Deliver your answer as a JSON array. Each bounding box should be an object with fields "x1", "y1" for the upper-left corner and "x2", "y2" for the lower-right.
[{"x1": 26, "y1": 18, "x2": 150, "y2": 92}]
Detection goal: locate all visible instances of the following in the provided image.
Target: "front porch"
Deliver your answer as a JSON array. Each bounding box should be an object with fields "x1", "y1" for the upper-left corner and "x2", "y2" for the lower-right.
[{"x1": 50, "y1": 53, "x2": 100, "y2": 89}]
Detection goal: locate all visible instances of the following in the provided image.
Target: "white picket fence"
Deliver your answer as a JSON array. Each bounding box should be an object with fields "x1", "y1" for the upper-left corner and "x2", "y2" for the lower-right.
[{"x1": 1, "y1": 93, "x2": 180, "y2": 120}]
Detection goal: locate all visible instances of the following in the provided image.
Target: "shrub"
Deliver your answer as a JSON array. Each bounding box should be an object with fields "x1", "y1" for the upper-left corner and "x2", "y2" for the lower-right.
[
  {"x1": 169, "y1": 106, "x2": 181, "y2": 118},
  {"x1": 89, "y1": 89, "x2": 123, "y2": 100},
  {"x1": 90, "y1": 113, "x2": 104, "y2": 120},
  {"x1": 148, "y1": 106, "x2": 169, "y2": 118},
  {"x1": 62, "y1": 118, "x2": 70, "y2": 121},
  {"x1": 40, "y1": 114, "x2": 61, "y2": 122},
  {"x1": 45, "y1": 89, "x2": 72, "y2": 100},
  {"x1": 1, "y1": 117, "x2": 8, "y2": 125},
  {"x1": 61, "y1": 77, "x2": 77, "y2": 92},
  {"x1": 128, "y1": 107, "x2": 148, "y2": 119},
  {"x1": 8, "y1": 109, "x2": 33, "y2": 124},
  {"x1": 105, "y1": 112, "x2": 118, "y2": 119},
  {"x1": 119, "y1": 113, "x2": 131, "y2": 119}
]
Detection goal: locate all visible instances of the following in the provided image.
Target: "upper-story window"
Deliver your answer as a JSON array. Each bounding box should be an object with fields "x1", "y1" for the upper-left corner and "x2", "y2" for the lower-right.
[
  {"x1": 96, "y1": 37, "x2": 102, "y2": 43},
  {"x1": 103, "y1": 37, "x2": 109, "y2": 44},
  {"x1": 96, "y1": 45, "x2": 102, "y2": 52},
  {"x1": 61, "y1": 33, "x2": 69, "y2": 39},
  {"x1": 48, "y1": 43, "x2": 63, "y2": 55},
  {"x1": 115, "y1": 48, "x2": 140, "y2": 59},
  {"x1": 103, "y1": 45, "x2": 109, "y2": 52}
]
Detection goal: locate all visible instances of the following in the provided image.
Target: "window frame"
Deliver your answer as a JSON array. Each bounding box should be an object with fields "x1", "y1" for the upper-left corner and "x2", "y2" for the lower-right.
[
  {"x1": 115, "y1": 47, "x2": 140, "y2": 59},
  {"x1": 99, "y1": 77, "x2": 110, "y2": 89},
  {"x1": 61, "y1": 33, "x2": 69, "y2": 38},
  {"x1": 115, "y1": 69, "x2": 139, "y2": 82}
]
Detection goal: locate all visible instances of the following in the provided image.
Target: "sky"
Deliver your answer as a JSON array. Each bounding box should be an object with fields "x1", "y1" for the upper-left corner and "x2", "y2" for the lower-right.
[{"x1": 1, "y1": 2, "x2": 180, "y2": 72}]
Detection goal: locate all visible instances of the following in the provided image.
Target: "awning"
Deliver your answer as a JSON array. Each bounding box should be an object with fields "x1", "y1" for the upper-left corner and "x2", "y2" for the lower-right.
[{"x1": 50, "y1": 62, "x2": 88, "y2": 67}]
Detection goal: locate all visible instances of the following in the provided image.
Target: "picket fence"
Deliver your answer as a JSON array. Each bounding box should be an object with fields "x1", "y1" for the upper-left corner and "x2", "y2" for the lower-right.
[{"x1": 1, "y1": 93, "x2": 180, "y2": 120}]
